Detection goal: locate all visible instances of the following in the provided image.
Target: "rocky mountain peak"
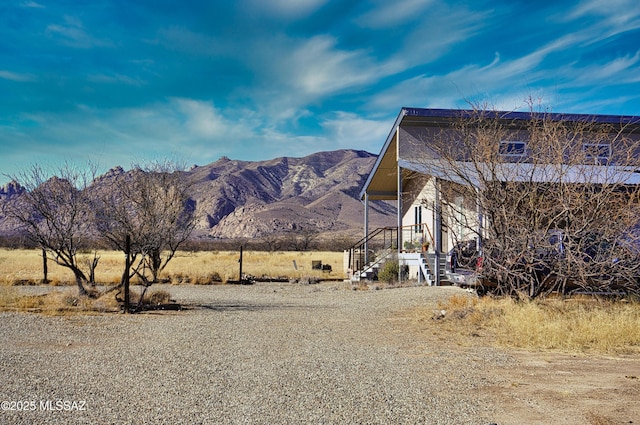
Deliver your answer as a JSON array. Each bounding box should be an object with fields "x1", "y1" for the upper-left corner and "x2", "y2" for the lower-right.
[{"x1": 0, "y1": 181, "x2": 25, "y2": 197}]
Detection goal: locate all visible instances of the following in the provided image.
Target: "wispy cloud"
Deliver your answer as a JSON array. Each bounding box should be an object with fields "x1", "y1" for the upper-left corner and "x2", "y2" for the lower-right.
[
  {"x1": 356, "y1": 0, "x2": 434, "y2": 28},
  {"x1": 281, "y1": 35, "x2": 376, "y2": 95},
  {"x1": 381, "y1": 2, "x2": 491, "y2": 73},
  {"x1": 20, "y1": 1, "x2": 45, "y2": 8},
  {"x1": 321, "y1": 112, "x2": 392, "y2": 151},
  {"x1": 46, "y1": 16, "x2": 113, "y2": 49},
  {"x1": 0, "y1": 70, "x2": 35, "y2": 82},
  {"x1": 86, "y1": 73, "x2": 145, "y2": 86},
  {"x1": 242, "y1": 0, "x2": 329, "y2": 19},
  {"x1": 564, "y1": 51, "x2": 640, "y2": 85}
]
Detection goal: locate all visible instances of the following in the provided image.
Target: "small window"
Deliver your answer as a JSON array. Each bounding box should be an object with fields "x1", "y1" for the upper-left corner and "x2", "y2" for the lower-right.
[
  {"x1": 414, "y1": 206, "x2": 422, "y2": 233},
  {"x1": 583, "y1": 143, "x2": 611, "y2": 161},
  {"x1": 499, "y1": 141, "x2": 526, "y2": 156}
]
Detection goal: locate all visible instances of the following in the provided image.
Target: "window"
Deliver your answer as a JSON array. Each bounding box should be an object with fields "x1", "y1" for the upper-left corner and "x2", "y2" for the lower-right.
[
  {"x1": 499, "y1": 141, "x2": 526, "y2": 156},
  {"x1": 583, "y1": 143, "x2": 611, "y2": 162},
  {"x1": 414, "y1": 206, "x2": 422, "y2": 233}
]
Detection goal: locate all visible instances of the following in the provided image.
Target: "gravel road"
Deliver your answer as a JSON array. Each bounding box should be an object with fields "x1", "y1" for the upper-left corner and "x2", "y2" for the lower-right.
[{"x1": 0, "y1": 282, "x2": 509, "y2": 424}]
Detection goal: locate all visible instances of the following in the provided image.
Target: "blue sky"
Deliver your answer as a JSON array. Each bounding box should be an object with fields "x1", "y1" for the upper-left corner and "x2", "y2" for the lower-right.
[{"x1": 2, "y1": 0, "x2": 640, "y2": 184}]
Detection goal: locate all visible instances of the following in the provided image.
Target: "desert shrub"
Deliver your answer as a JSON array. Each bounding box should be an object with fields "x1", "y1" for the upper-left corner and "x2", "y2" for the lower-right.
[
  {"x1": 0, "y1": 287, "x2": 117, "y2": 314},
  {"x1": 193, "y1": 272, "x2": 222, "y2": 285},
  {"x1": 128, "y1": 288, "x2": 172, "y2": 308},
  {"x1": 144, "y1": 290, "x2": 172, "y2": 305},
  {"x1": 169, "y1": 273, "x2": 191, "y2": 284},
  {"x1": 378, "y1": 260, "x2": 399, "y2": 283}
]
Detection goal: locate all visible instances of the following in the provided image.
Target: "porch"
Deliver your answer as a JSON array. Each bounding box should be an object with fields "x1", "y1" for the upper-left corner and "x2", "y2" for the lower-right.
[{"x1": 344, "y1": 224, "x2": 447, "y2": 285}]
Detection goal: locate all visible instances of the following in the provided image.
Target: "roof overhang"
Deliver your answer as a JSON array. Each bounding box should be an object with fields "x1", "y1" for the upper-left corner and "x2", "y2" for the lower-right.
[
  {"x1": 400, "y1": 158, "x2": 640, "y2": 186},
  {"x1": 358, "y1": 110, "x2": 404, "y2": 201}
]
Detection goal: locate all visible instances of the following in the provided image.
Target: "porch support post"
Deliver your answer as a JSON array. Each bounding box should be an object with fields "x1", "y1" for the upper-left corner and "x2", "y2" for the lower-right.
[
  {"x1": 434, "y1": 178, "x2": 442, "y2": 286},
  {"x1": 397, "y1": 164, "x2": 403, "y2": 282},
  {"x1": 363, "y1": 192, "x2": 369, "y2": 265}
]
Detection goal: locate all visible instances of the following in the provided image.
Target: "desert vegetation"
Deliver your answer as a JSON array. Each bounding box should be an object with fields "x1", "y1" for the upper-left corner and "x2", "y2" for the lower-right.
[
  {"x1": 0, "y1": 248, "x2": 344, "y2": 313},
  {"x1": 0, "y1": 248, "x2": 344, "y2": 287},
  {"x1": 412, "y1": 293, "x2": 640, "y2": 354},
  {"x1": 1, "y1": 161, "x2": 201, "y2": 312},
  {"x1": 0, "y1": 284, "x2": 173, "y2": 315}
]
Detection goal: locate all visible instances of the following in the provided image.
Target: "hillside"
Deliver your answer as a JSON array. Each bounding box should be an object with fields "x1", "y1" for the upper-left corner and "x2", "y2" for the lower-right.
[{"x1": 186, "y1": 149, "x2": 394, "y2": 240}]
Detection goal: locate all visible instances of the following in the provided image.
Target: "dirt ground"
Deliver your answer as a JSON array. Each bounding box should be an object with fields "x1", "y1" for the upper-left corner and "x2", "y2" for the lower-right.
[
  {"x1": 397, "y1": 323, "x2": 640, "y2": 424},
  {"x1": 393, "y1": 303, "x2": 640, "y2": 425},
  {"x1": 484, "y1": 350, "x2": 640, "y2": 425}
]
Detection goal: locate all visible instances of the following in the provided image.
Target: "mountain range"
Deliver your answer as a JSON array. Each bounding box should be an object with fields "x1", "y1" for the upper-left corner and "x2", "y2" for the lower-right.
[{"x1": 0, "y1": 149, "x2": 395, "y2": 242}]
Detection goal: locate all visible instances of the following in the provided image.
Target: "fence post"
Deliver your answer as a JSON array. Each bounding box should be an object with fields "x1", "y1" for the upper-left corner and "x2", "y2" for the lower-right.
[{"x1": 239, "y1": 245, "x2": 243, "y2": 283}]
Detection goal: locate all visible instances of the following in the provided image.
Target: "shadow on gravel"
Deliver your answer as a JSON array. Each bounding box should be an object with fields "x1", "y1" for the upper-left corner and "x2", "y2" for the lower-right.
[{"x1": 187, "y1": 302, "x2": 325, "y2": 312}]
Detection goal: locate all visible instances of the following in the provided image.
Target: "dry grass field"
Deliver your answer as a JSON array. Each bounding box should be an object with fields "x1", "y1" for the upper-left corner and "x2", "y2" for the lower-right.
[
  {"x1": 0, "y1": 248, "x2": 345, "y2": 286},
  {"x1": 406, "y1": 293, "x2": 640, "y2": 355}
]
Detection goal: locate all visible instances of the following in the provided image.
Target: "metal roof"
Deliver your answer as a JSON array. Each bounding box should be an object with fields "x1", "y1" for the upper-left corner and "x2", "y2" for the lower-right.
[{"x1": 401, "y1": 107, "x2": 640, "y2": 128}]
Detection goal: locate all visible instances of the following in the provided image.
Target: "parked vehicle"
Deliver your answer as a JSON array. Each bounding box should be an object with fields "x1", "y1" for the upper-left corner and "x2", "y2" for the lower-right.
[
  {"x1": 445, "y1": 230, "x2": 640, "y2": 296},
  {"x1": 444, "y1": 239, "x2": 483, "y2": 288}
]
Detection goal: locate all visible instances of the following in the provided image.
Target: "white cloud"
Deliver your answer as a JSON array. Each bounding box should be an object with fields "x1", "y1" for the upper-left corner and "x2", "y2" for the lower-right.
[
  {"x1": 87, "y1": 73, "x2": 144, "y2": 86},
  {"x1": 0, "y1": 70, "x2": 35, "y2": 82},
  {"x1": 564, "y1": 51, "x2": 640, "y2": 85},
  {"x1": 564, "y1": 0, "x2": 640, "y2": 43},
  {"x1": 242, "y1": 0, "x2": 328, "y2": 19},
  {"x1": 21, "y1": 1, "x2": 45, "y2": 8},
  {"x1": 173, "y1": 99, "x2": 230, "y2": 138},
  {"x1": 321, "y1": 112, "x2": 392, "y2": 152},
  {"x1": 569, "y1": 0, "x2": 640, "y2": 21},
  {"x1": 241, "y1": 34, "x2": 387, "y2": 123},
  {"x1": 46, "y1": 16, "x2": 113, "y2": 49},
  {"x1": 285, "y1": 35, "x2": 376, "y2": 95},
  {"x1": 383, "y1": 2, "x2": 491, "y2": 72},
  {"x1": 357, "y1": 0, "x2": 434, "y2": 28}
]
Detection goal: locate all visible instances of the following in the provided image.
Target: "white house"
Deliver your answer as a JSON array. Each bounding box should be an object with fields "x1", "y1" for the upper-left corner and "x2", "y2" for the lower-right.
[{"x1": 347, "y1": 107, "x2": 640, "y2": 285}]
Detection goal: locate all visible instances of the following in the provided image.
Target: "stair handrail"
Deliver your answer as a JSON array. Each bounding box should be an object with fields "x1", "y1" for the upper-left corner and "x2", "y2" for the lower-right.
[{"x1": 346, "y1": 227, "x2": 398, "y2": 276}]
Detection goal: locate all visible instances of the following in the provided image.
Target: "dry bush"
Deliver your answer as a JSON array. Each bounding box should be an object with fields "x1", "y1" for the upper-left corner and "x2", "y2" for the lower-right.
[
  {"x1": 424, "y1": 294, "x2": 640, "y2": 354},
  {"x1": 0, "y1": 287, "x2": 120, "y2": 314},
  {"x1": 141, "y1": 289, "x2": 172, "y2": 306},
  {"x1": 191, "y1": 272, "x2": 223, "y2": 285}
]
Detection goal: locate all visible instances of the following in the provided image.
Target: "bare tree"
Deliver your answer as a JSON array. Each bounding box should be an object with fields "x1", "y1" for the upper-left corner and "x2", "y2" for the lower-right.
[
  {"x1": 4, "y1": 164, "x2": 98, "y2": 296},
  {"x1": 414, "y1": 104, "x2": 640, "y2": 297},
  {"x1": 93, "y1": 162, "x2": 196, "y2": 298}
]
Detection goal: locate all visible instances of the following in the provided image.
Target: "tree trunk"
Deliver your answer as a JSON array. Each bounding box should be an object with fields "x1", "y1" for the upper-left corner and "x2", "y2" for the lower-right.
[
  {"x1": 42, "y1": 248, "x2": 49, "y2": 284},
  {"x1": 74, "y1": 271, "x2": 88, "y2": 297}
]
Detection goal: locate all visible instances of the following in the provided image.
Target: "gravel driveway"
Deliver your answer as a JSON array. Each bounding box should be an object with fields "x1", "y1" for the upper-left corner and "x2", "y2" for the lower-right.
[{"x1": 0, "y1": 282, "x2": 507, "y2": 424}]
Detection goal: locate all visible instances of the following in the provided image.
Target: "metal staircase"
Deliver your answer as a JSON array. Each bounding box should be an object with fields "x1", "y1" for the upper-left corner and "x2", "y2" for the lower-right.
[{"x1": 346, "y1": 226, "x2": 443, "y2": 285}]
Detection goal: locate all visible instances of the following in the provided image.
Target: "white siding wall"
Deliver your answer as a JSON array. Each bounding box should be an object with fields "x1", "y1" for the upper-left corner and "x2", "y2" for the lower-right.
[{"x1": 402, "y1": 180, "x2": 480, "y2": 254}]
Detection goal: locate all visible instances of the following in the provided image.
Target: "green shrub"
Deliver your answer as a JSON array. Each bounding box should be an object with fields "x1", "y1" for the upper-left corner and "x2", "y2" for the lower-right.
[{"x1": 378, "y1": 260, "x2": 399, "y2": 283}]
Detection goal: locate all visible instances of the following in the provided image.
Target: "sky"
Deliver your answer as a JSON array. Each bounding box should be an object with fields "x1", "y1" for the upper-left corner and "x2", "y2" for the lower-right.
[{"x1": 2, "y1": 0, "x2": 640, "y2": 185}]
